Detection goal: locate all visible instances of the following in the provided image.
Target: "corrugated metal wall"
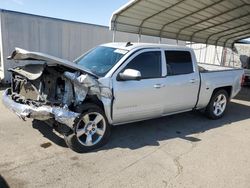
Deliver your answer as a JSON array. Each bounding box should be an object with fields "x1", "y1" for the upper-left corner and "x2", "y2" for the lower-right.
[
  {"x1": 187, "y1": 43, "x2": 223, "y2": 64},
  {"x1": 187, "y1": 43, "x2": 242, "y2": 68},
  {"x1": 0, "y1": 10, "x2": 182, "y2": 83}
]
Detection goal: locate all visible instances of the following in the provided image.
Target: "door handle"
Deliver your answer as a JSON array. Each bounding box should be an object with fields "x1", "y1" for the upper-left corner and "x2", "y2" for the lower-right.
[
  {"x1": 154, "y1": 84, "x2": 165, "y2": 89},
  {"x1": 189, "y1": 79, "x2": 197, "y2": 83}
]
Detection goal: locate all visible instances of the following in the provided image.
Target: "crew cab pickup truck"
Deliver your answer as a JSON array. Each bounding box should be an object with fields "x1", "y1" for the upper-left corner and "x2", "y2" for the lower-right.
[{"x1": 2, "y1": 43, "x2": 244, "y2": 153}]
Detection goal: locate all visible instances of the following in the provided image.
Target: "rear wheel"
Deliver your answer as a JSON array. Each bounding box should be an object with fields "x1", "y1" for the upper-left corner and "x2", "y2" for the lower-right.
[
  {"x1": 64, "y1": 104, "x2": 111, "y2": 153},
  {"x1": 205, "y1": 89, "x2": 229, "y2": 119}
]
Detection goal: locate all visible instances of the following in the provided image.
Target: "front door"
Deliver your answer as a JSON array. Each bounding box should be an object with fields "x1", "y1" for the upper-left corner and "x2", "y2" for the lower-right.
[{"x1": 112, "y1": 50, "x2": 165, "y2": 124}]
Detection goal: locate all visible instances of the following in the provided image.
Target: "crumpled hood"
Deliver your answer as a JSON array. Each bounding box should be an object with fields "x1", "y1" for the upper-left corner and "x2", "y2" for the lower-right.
[
  {"x1": 9, "y1": 64, "x2": 45, "y2": 80},
  {"x1": 8, "y1": 48, "x2": 97, "y2": 77}
]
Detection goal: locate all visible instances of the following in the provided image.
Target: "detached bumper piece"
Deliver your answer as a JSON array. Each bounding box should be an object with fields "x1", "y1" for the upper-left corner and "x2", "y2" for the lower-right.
[{"x1": 2, "y1": 88, "x2": 80, "y2": 129}]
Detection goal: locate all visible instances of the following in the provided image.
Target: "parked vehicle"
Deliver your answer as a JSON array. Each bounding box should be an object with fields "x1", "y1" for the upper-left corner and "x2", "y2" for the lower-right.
[
  {"x1": 243, "y1": 56, "x2": 250, "y2": 85},
  {"x1": 2, "y1": 43, "x2": 244, "y2": 152}
]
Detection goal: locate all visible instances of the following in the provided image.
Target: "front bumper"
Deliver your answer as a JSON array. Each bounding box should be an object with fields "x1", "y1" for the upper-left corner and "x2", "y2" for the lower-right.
[{"x1": 2, "y1": 88, "x2": 80, "y2": 128}]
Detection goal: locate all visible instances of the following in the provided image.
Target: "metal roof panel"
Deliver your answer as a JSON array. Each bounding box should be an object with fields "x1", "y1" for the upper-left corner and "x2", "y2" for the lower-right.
[{"x1": 110, "y1": 0, "x2": 250, "y2": 48}]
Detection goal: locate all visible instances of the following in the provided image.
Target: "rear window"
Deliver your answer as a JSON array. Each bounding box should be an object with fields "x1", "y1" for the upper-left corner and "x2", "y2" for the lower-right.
[{"x1": 165, "y1": 51, "x2": 193, "y2": 75}]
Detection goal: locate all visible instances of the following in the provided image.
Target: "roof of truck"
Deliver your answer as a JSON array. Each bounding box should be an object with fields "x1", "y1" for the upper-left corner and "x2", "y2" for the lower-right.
[{"x1": 101, "y1": 42, "x2": 191, "y2": 51}]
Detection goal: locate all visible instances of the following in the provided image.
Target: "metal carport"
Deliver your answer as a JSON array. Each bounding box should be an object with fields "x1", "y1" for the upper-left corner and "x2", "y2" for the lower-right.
[{"x1": 110, "y1": 0, "x2": 250, "y2": 48}]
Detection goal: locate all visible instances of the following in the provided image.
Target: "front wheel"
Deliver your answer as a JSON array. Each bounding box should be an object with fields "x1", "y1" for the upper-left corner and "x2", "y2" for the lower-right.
[
  {"x1": 64, "y1": 104, "x2": 111, "y2": 153},
  {"x1": 205, "y1": 89, "x2": 229, "y2": 119}
]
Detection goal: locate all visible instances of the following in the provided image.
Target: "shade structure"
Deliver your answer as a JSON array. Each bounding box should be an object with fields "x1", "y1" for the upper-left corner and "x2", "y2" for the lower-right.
[{"x1": 110, "y1": 0, "x2": 250, "y2": 48}]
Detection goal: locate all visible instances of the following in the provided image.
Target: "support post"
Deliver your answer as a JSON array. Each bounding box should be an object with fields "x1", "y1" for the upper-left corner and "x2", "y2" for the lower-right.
[
  {"x1": 220, "y1": 47, "x2": 225, "y2": 66},
  {"x1": 232, "y1": 52, "x2": 235, "y2": 67},
  {"x1": 112, "y1": 30, "x2": 116, "y2": 42},
  {"x1": 213, "y1": 46, "x2": 217, "y2": 64},
  {"x1": 159, "y1": 37, "x2": 162, "y2": 44},
  {"x1": 228, "y1": 50, "x2": 233, "y2": 67},
  {"x1": 138, "y1": 34, "x2": 141, "y2": 43},
  {"x1": 204, "y1": 44, "x2": 208, "y2": 63},
  {"x1": 199, "y1": 44, "x2": 202, "y2": 63}
]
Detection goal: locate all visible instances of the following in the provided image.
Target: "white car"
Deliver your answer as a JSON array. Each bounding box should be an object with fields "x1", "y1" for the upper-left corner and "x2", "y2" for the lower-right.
[{"x1": 2, "y1": 42, "x2": 244, "y2": 152}]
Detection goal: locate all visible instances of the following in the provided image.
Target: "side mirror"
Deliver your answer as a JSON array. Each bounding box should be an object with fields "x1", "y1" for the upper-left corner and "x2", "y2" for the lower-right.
[{"x1": 118, "y1": 69, "x2": 141, "y2": 81}]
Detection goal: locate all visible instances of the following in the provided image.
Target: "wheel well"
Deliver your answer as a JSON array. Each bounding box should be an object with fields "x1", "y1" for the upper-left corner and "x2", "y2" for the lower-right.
[
  {"x1": 82, "y1": 95, "x2": 104, "y2": 111},
  {"x1": 212, "y1": 86, "x2": 232, "y2": 98}
]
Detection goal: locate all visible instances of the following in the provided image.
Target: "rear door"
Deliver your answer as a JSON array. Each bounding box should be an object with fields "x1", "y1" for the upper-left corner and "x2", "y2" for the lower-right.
[
  {"x1": 162, "y1": 50, "x2": 200, "y2": 114},
  {"x1": 112, "y1": 49, "x2": 166, "y2": 124}
]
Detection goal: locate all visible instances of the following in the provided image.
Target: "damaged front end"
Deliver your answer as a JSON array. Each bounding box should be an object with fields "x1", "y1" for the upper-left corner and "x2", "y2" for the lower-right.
[{"x1": 3, "y1": 48, "x2": 113, "y2": 130}]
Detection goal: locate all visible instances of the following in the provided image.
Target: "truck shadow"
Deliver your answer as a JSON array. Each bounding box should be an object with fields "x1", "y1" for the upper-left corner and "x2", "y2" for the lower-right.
[
  {"x1": 102, "y1": 100, "x2": 250, "y2": 151},
  {"x1": 31, "y1": 88, "x2": 250, "y2": 152},
  {"x1": 32, "y1": 121, "x2": 68, "y2": 148},
  {"x1": 102, "y1": 87, "x2": 250, "y2": 151}
]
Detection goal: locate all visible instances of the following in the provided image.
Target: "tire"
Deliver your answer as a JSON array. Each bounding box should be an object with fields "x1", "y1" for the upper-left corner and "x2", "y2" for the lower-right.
[
  {"x1": 205, "y1": 89, "x2": 229, "y2": 120},
  {"x1": 64, "y1": 103, "x2": 111, "y2": 153}
]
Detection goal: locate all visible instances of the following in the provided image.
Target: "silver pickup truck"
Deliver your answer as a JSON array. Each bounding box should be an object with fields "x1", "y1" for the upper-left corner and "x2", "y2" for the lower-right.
[{"x1": 2, "y1": 43, "x2": 244, "y2": 152}]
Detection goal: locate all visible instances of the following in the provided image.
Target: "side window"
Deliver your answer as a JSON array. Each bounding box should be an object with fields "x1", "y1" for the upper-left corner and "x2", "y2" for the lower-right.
[
  {"x1": 165, "y1": 51, "x2": 193, "y2": 75},
  {"x1": 124, "y1": 51, "x2": 162, "y2": 79}
]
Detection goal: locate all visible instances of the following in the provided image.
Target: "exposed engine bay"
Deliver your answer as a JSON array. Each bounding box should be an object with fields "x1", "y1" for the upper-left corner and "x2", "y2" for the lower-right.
[
  {"x1": 11, "y1": 64, "x2": 72, "y2": 107},
  {"x1": 11, "y1": 64, "x2": 86, "y2": 106}
]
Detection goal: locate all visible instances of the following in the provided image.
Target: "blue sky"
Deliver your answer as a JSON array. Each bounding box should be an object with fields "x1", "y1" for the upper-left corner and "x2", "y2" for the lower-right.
[{"x1": 0, "y1": 0, "x2": 129, "y2": 26}]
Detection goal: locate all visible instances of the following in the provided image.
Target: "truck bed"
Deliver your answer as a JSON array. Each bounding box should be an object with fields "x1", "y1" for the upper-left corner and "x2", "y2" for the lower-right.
[
  {"x1": 196, "y1": 64, "x2": 244, "y2": 109},
  {"x1": 198, "y1": 63, "x2": 240, "y2": 72}
]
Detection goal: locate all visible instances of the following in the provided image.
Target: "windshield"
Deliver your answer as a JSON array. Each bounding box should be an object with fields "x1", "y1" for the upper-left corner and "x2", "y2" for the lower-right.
[{"x1": 75, "y1": 46, "x2": 128, "y2": 77}]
